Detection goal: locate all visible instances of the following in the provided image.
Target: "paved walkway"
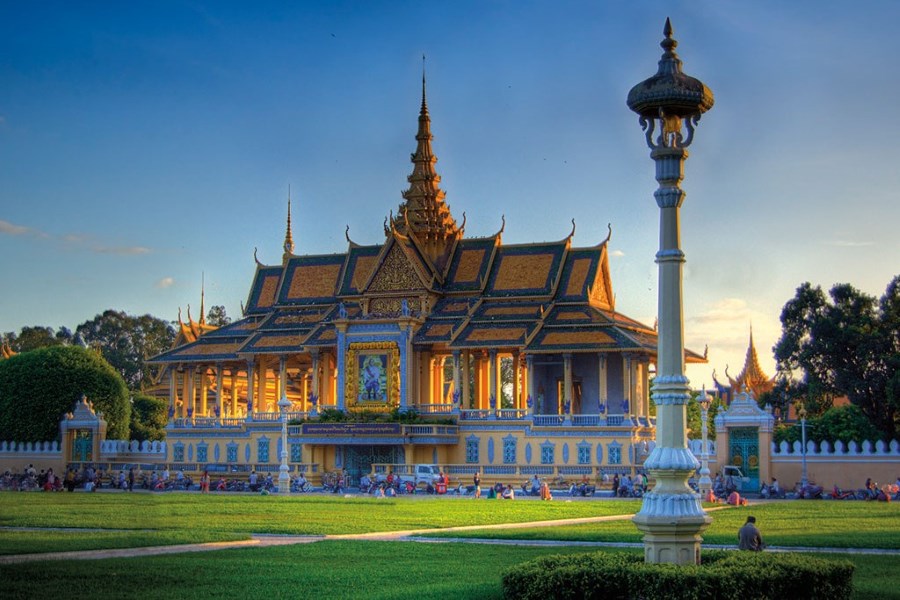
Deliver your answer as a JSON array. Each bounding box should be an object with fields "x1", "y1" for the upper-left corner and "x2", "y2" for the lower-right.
[{"x1": 1, "y1": 507, "x2": 897, "y2": 564}]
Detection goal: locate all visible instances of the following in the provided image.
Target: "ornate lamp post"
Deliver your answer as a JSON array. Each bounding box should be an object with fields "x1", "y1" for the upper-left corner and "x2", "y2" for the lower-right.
[
  {"x1": 278, "y1": 393, "x2": 292, "y2": 493},
  {"x1": 798, "y1": 404, "x2": 808, "y2": 489},
  {"x1": 697, "y1": 386, "x2": 712, "y2": 497},
  {"x1": 628, "y1": 18, "x2": 714, "y2": 565}
]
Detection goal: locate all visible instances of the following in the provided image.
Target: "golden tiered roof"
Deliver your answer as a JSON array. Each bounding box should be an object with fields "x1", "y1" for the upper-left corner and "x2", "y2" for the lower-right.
[
  {"x1": 726, "y1": 327, "x2": 775, "y2": 399},
  {"x1": 391, "y1": 71, "x2": 460, "y2": 275}
]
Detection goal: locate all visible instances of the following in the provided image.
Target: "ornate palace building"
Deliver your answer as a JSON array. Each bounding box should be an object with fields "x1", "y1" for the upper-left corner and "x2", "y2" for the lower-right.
[{"x1": 148, "y1": 79, "x2": 703, "y2": 485}]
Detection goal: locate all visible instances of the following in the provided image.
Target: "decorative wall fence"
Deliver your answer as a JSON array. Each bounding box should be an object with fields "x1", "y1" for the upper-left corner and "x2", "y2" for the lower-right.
[
  {"x1": 0, "y1": 439, "x2": 166, "y2": 474},
  {"x1": 0, "y1": 440, "x2": 62, "y2": 472},
  {"x1": 770, "y1": 438, "x2": 900, "y2": 489}
]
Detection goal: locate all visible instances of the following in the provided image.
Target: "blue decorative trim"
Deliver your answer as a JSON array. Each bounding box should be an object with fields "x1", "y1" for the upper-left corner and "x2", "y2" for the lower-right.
[
  {"x1": 525, "y1": 442, "x2": 532, "y2": 464},
  {"x1": 562, "y1": 443, "x2": 569, "y2": 464},
  {"x1": 487, "y1": 437, "x2": 495, "y2": 464}
]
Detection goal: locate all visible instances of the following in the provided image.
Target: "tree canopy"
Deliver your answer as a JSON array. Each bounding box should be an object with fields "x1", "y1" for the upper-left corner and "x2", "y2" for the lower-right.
[
  {"x1": 129, "y1": 392, "x2": 168, "y2": 442},
  {"x1": 2, "y1": 325, "x2": 72, "y2": 352},
  {"x1": 75, "y1": 310, "x2": 176, "y2": 390},
  {"x1": 205, "y1": 305, "x2": 231, "y2": 327},
  {"x1": 774, "y1": 276, "x2": 900, "y2": 439},
  {"x1": 0, "y1": 345, "x2": 130, "y2": 441}
]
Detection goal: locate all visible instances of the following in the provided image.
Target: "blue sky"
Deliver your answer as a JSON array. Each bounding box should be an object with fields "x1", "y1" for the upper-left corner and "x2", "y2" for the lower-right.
[{"x1": 1, "y1": 1, "x2": 898, "y2": 388}]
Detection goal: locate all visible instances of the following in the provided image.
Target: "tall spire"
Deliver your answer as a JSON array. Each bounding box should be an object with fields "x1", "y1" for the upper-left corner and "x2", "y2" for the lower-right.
[
  {"x1": 395, "y1": 57, "x2": 459, "y2": 269},
  {"x1": 199, "y1": 272, "x2": 206, "y2": 325},
  {"x1": 283, "y1": 186, "x2": 295, "y2": 261},
  {"x1": 728, "y1": 325, "x2": 775, "y2": 399}
]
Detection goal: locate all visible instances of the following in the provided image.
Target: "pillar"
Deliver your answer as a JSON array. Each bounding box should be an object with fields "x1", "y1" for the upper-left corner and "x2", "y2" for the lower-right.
[
  {"x1": 215, "y1": 363, "x2": 224, "y2": 419},
  {"x1": 230, "y1": 370, "x2": 238, "y2": 418},
  {"x1": 488, "y1": 350, "x2": 498, "y2": 410},
  {"x1": 598, "y1": 355, "x2": 608, "y2": 413},
  {"x1": 186, "y1": 368, "x2": 195, "y2": 417},
  {"x1": 462, "y1": 351, "x2": 471, "y2": 409},
  {"x1": 452, "y1": 351, "x2": 461, "y2": 407},
  {"x1": 246, "y1": 359, "x2": 256, "y2": 417},
  {"x1": 622, "y1": 355, "x2": 632, "y2": 414},
  {"x1": 563, "y1": 353, "x2": 573, "y2": 417},
  {"x1": 168, "y1": 368, "x2": 177, "y2": 418},
  {"x1": 200, "y1": 367, "x2": 209, "y2": 416},
  {"x1": 311, "y1": 352, "x2": 320, "y2": 407},
  {"x1": 258, "y1": 359, "x2": 269, "y2": 413},
  {"x1": 526, "y1": 354, "x2": 535, "y2": 414},
  {"x1": 512, "y1": 351, "x2": 521, "y2": 410}
]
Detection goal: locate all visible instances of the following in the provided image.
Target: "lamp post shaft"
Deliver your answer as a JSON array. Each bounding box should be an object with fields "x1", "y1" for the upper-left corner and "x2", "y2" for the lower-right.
[{"x1": 627, "y1": 19, "x2": 714, "y2": 565}]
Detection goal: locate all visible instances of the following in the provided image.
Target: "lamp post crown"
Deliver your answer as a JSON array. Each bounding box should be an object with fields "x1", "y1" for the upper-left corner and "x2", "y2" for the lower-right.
[{"x1": 627, "y1": 18, "x2": 714, "y2": 120}]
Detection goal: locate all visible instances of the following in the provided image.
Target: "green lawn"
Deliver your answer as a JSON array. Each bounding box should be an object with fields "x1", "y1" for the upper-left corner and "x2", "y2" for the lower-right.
[
  {"x1": 1, "y1": 494, "x2": 898, "y2": 599},
  {"x1": 424, "y1": 501, "x2": 900, "y2": 549},
  {"x1": 0, "y1": 492, "x2": 640, "y2": 552},
  {"x1": 0, "y1": 529, "x2": 249, "y2": 555},
  {"x1": 0, "y1": 542, "x2": 897, "y2": 600}
]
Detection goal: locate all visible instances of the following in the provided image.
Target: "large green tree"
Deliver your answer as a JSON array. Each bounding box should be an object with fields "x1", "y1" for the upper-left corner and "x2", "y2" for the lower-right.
[
  {"x1": 75, "y1": 310, "x2": 176, "y2": 390},
  {"x1": 129, "y1": 392, "x2": 168, "y2": 441},
  {"x1": 774, "y1": 276, "x2": 900, "y2": 439},
  {"x1": 0, "y1": 345, "x2": 130, "y2": 441}
]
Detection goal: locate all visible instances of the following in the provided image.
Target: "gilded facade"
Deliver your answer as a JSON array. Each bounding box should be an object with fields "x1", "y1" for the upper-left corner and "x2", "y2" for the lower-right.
[{"x1": 147, "y1": 78, "x2": 706, "y2": 486}]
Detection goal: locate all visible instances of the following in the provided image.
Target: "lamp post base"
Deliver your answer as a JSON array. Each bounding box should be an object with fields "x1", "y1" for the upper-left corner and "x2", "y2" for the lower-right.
[{"x1": 632, "y1": 515, "x2": 711, "y2": 564}]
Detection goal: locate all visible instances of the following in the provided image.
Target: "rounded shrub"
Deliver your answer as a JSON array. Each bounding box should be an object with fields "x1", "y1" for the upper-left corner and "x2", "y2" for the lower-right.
[
  {"x1": 0, "y1": 345, "x2": 130, "y2": 441},
  {"x1": 502, "y1": 550, "x2": 854, "y2": 600}
]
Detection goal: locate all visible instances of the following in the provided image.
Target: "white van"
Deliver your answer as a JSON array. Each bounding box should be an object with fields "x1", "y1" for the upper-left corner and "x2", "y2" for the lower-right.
[{"x1": 412, "y1": 464, "x2": 442, "y2": 486}]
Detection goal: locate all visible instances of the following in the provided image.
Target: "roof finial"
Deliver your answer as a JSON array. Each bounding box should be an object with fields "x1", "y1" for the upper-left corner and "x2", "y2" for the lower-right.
[
  {"x1": 283, "y1": 186, "x2": 295, "y2": 259},
  {"x1": 421, "y1": 54, "x2": 427, "y2": 114},
  {"x1": 199, "y1": 272, "x2": 206, "y2": 325}
]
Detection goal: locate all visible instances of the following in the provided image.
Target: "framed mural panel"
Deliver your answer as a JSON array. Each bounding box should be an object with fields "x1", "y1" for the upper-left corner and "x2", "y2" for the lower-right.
[{"x1": 345, "y1": 342, "x2": 400, "y2": 411}]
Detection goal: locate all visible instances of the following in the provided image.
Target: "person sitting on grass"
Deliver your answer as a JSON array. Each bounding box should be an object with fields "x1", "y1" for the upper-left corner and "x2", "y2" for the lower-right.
[
  {"x1": 540, "y1": 480, "x2": 552, "y2": 501},
  {"x1": 738, "y1": 516, "x2": 765, "y2": 551}
]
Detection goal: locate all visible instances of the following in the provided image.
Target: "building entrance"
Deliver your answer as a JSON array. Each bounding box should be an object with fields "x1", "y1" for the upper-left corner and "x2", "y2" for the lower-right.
[{"x1": 343, "y1": 445, "x2": 403, "y2": 486}]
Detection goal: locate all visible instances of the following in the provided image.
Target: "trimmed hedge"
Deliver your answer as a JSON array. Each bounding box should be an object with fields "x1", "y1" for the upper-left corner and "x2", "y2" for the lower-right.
[{"x1": 502, "y1": 550, "x2": 854, "y2": 600}]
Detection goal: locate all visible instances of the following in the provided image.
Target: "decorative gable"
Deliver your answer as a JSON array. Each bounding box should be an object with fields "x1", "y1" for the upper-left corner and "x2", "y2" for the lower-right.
[{"x1": 367, "y1": 243, "x2": 428, "y2": 293}]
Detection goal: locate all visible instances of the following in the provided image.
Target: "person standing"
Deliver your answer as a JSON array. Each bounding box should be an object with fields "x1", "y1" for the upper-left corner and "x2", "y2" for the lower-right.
[
  {"x1": 200, "y1": 470, "x2": 210, "y2": 494},
  {"x1": 738, "y1": 516, "x2": 765, "y2": 551},
  {"x1": 473, "y1": 471, "x2": 481, "y2": 498},
  {"x1": 127, "y1": 467, "x2": 135, "y2": 492}
]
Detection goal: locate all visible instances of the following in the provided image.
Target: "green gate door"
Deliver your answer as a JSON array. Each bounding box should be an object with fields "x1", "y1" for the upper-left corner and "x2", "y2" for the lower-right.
[
  {"x1": 728, "y1": 427, "x2": 760, "y2": 492},
  {"x1": 344, "y1": 446, "x2": 402, "y2": 487}
]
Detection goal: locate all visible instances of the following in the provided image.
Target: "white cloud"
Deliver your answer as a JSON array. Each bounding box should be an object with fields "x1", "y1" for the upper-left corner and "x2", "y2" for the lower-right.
[
  {"x1": 92, "y1": 245, "x2": 151, "y2": 256},
  {"x1": 610, "y1": 249, "x2": 625, "y2": 257},
  {"x1": 824, "y1": 240, "x2": 875, "y2": 248},
  {"x1": 0, "y1": 219, "x2": 152, "y2": 256},
  {"x1": 155, "y1": 277, "x2": 175, "y2": 289},
  {"x1": 0, "y1": 219, "x2": 31, "y2": 235}
]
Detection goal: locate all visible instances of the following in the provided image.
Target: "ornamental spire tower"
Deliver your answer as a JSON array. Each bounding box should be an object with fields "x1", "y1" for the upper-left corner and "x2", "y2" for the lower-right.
[
  {"x1": 627, "y1": 18, "x2": 715, "y2": 566},
  {"x1": 729, "y1": 325, "x2": 775, "y2": 398},
  {"x1": 394, "y1": 58, "x2": 459, "y2": 270},
  {"x1": 283, "y1": 188, "x2": 295, "y2": 262}
]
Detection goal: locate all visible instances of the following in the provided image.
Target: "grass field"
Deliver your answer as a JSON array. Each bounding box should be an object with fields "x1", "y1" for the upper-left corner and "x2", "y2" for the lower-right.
[
  {"x1": 0, "y1": 493, "x2": 897, "y2": 599},
  {"x1": 423, "y1": 501, "x2": 900, "y2": 549}
]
